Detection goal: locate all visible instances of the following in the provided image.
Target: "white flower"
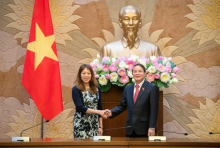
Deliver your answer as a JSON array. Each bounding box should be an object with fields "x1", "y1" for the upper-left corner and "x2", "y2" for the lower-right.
[
  {"x1": 125, "y1": 65, "x2": 129, "y2": 69},
  {"x1": 111, "y1": 57, "x2": 116, "y2": 63},
  {"x1": 132, "y1": 78, "x2": 135, "y2": 83},
  {"x1": 147, "y1": 66, "x2": 156, "y2": 73},
  {"x1": 150, "y1": 56, "x2": 156, "y2": 60},
  {"x1": 93, "y1": 59, "x2": 99, "y2": 65},
  {"x1": 172, "y1": 78, "x2": 178, "y2": 83},
  {"x1": 139, "y1": 60, "x2": 146, "y2": 66},
  {"x1": 97, "y1": 66, "x2": 102, "y2": 71},
  {"x1": 110, "y1": 72, "x2": 118, "y2": 82},
  {"x1": 127, "y1": 70, "x2": 133, "y2": 78},
  {"x1": 166, "y1": 61, "x2": 171, "y2": 66},
  {"x1": 97, "y1": 54, "x2": 100, "y2": 58},
  {"x1": 163, "y1": 57, "x2": 168, "y2": 65},
  {"x1": 98, "y1": 75, "x2": 108, "y2": 85},
  {"x1": 119, "y1": 61, "x2": 126, "y2": 68},
  {"x1": 160, "y1": 72, "x2": 170, "y2": 83},
  {"x1": 129, "y1": 55, "x2": 139, "y2": 61}
]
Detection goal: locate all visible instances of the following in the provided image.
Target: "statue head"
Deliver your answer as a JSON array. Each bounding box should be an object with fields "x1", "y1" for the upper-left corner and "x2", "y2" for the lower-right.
[{"x1": 119, "y1": 6, "x2": 142, "y2": 48}]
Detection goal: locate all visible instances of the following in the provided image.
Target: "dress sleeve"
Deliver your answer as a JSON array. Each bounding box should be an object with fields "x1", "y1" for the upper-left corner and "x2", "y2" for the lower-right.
[{"x1": 72, "y1": 86, "x2": 88, "y2": 114}]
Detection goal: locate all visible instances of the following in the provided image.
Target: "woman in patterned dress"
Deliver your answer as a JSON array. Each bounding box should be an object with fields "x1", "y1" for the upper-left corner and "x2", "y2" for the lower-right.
[{"x1": 72, "y1": 64, "x2": 105, "y2": 138}]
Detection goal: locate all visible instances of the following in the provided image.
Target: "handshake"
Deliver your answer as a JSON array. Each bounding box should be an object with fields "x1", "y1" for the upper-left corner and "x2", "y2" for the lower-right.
[{"x1": 98, "y1": 109, "x2": 112, "y2": 119}]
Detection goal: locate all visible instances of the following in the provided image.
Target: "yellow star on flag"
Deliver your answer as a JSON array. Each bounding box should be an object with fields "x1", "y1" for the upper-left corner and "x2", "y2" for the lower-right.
[{"x1": 27, "y1": 23, "x2": 58, "y2": 70}]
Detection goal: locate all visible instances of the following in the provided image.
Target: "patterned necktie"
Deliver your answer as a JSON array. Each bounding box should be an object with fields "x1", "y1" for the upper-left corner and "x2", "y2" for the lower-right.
[{"x1": 134, "y1": 85, "x2": 139, "y2": 103}]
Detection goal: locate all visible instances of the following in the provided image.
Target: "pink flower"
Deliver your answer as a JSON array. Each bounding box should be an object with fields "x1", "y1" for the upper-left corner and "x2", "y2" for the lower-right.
[
  {"x1": 128, "y1": 65, "x2": 133, "y2": 71},
  {"x1": 152, "y1": 59, "x2": 158, "y2": 66},
  {"x1": 106, "y1": 74, "x2": 111, "y2": 79},
  {"x1": 126, "y1": 60, "x2": 135, "y2": 67},
  {"x1": 120, "y1": 75, "x2": 129, "y2": 84},
  {"x1": 125, "y1": 57, "x2": 129, "y2": 62},
  {"x1": 157, "y1": 56, "x2": 164, "y2": 61},
  {"x1": 140, "y1": 56, "x2": 147, "y2": 61},
  {"x1": 95, "y1": 74, "x2": 99, "y2": 78},
  {"x1": 154, "y1": 73, "x2": 160, "y2": 79},
  {"x1": 102, "y1": 56, "x2": 110, "y2": 63},
  {"x1": 146, "y1": 58, "x2": 150, "y2": 63},
  {"x1": 102, "y1": 65, "x2": 109, "y2": 72},
  {"x1": 109, "y1": 64, "x2": 118, "y2": 72},
  {"x1": 173, "y1": 67, "x2": 179, "y2": 73},
  {"x1": 114, "y1": 60, "x2": 120, "y2": 65},
  {"x1": 145, "y1": 70, "x2": 148, "y2": 73},
  {"x1": 93, "y1": 67, "x2": 97, "y2": 72},
  {"x1": 171, "y1": 73, "x2": 176, "y2": 78},
  {"x1": 96, "y1": 63, "x2": 102, "y2": 66},
  {"x1": 166, "y1": 65, "x2": 172, "y2": 73},
  {"x1": 118, "y1": 56, "x2": 126, "y2": 61},
  {"x1": 90, "y1": 62, "x2": 95, "y2": 68},
  {"x1": 146, "y1": 73, "x2": 155, "y2": 83},
  {"x1": 117, "y1": 68, "x2": 126, "y2": 76},
  {"x1": 157, "y1": 64, "x2": 166, "y2": 72},
  {"x1": 135, "y1": 61, "x2": 140, "y2": 64}
]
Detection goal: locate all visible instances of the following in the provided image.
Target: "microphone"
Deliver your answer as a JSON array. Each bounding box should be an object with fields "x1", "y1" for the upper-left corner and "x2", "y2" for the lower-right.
[
  {"x1": 20, "y1": 120, "x2": 49, "y2": 137},
  {"x1": 103, "y1": 126, "x2": 131, "y2": 134},
  {"x1": 157, "y1": 130, "x2": 188, "y2": 136},
  {"x1": 209, "y1": 132, "x2": 220, "y2": 134}
]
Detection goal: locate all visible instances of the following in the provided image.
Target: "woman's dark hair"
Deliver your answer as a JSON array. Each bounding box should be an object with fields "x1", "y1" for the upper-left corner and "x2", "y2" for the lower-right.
[
  {"x1": 132, "y1": 63, "x2": 146, "y2": 73},
  {"x1": 74, "y1": 64, "x2": 98, "y2": 94}
]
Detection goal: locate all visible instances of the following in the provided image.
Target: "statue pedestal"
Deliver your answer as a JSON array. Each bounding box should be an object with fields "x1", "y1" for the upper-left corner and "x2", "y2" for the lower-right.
[{"x1": 101, "y1": 85, "x2": 163, "y2": 137}]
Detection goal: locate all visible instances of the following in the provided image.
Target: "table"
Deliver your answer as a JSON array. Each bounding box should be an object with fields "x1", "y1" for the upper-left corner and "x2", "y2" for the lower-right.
[{"x1": 0, "y1": 137, "x2": 219, "y2": 148}]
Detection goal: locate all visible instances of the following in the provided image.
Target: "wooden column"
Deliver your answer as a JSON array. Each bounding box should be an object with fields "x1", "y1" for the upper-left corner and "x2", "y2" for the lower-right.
[{"x1": 101, "y1": 85, "x2": 163, "y2": 137}]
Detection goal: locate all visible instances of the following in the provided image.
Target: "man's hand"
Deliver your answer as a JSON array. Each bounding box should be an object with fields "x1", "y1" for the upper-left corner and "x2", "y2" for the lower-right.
[{"x1": 148, "y1": 128, "x2": 155, "y2": 136}]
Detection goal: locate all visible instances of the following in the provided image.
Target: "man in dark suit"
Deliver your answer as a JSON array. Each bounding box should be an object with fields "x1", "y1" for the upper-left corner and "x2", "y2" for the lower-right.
[{"x1": 105, "y1": 63, "x2": 159, "y2": 137}]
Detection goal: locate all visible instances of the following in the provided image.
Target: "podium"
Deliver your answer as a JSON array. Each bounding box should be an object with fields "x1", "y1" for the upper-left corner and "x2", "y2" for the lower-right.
[{"x1": 101, "y1": 85, "x2": 163, "y2": 136}]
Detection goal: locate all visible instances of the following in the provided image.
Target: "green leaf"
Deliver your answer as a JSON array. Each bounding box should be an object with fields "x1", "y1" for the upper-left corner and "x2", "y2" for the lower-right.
[
  {"x1": 164, "y1": 83, "x2": 169, "y2": 88},
  {"x1": 146, "y1": 63, "x2": 152, "y2": 69},
  {"x1": 156, "y1": 81, "x2": 169, "y2": 88},
  {"x1": 112, "y1": 82, "x2": 124, "y2": 87},
  {"x1": 156, "y1": 81, "x2": 165, "y2": 87},
  {"x1": 100, "y1": 71, "x2": 106, "y2": 75},
  {"x1": 99, "y1": 82, "x2": 111, "y2": 92},
  {"x1": 126, "y1": 82, "x2": 134, "y2": 86},
  {"x1": 158, "y1": 59, "x2": 163, "y2": 64},
  {"x1": 103, "y1": 61, "x2": 110, "y2": 65},
  {"x1": 96, "y1": 71, "x2": 101, "y2": 74},
  {"x1": 112, "y1": 82, "x2": 118, "y2": 85},
  {"x1": 170, "y1": 61, "x2": 176, "y2": 69}
]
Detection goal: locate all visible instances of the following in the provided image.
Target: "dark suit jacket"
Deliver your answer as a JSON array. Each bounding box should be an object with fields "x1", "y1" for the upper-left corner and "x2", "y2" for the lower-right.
[{"x1": 110, "y1": 81, "x2": 159, "y2": 136}]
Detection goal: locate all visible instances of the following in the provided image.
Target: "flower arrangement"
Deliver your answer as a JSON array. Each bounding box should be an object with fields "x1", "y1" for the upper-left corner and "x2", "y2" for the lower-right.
[{"x1": 90, "y1": 55, "x2": 179, "y2": 92}]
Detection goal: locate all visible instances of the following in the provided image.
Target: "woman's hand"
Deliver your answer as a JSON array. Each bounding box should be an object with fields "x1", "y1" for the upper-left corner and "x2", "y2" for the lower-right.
[
  {"x1": 98, "y1": 127, "x2": 103, "y2": 136},
  {"x1": 98, "y1": 110, "x2": 108, "y2": 119}
]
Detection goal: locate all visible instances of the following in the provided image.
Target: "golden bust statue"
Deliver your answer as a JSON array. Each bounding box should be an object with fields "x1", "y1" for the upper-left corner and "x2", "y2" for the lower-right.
[{"x1": 100, "y1": 5, "x2": 161, "y2": 58}]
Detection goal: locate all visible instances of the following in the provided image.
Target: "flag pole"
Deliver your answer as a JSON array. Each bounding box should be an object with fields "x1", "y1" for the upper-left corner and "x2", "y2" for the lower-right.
[{"x1": 41, "y1": 115, "x2": 43, "y2": 138}]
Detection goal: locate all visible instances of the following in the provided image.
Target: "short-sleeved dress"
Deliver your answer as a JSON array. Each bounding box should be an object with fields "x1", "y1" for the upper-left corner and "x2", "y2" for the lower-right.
[{"x1": 73, "y1": 89, "x2": 99, "y2": 138}]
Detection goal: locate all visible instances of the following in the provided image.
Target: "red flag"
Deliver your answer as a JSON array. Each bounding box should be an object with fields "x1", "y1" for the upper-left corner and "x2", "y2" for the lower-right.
[{"x1": 22, "y1": 0, "x2": 63, "y2": 121}]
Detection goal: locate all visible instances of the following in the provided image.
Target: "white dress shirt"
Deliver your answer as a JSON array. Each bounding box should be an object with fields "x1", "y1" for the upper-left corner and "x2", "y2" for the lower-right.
[{"x1": 133, "y1": 79, "x2": 145, "y2": 98}]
